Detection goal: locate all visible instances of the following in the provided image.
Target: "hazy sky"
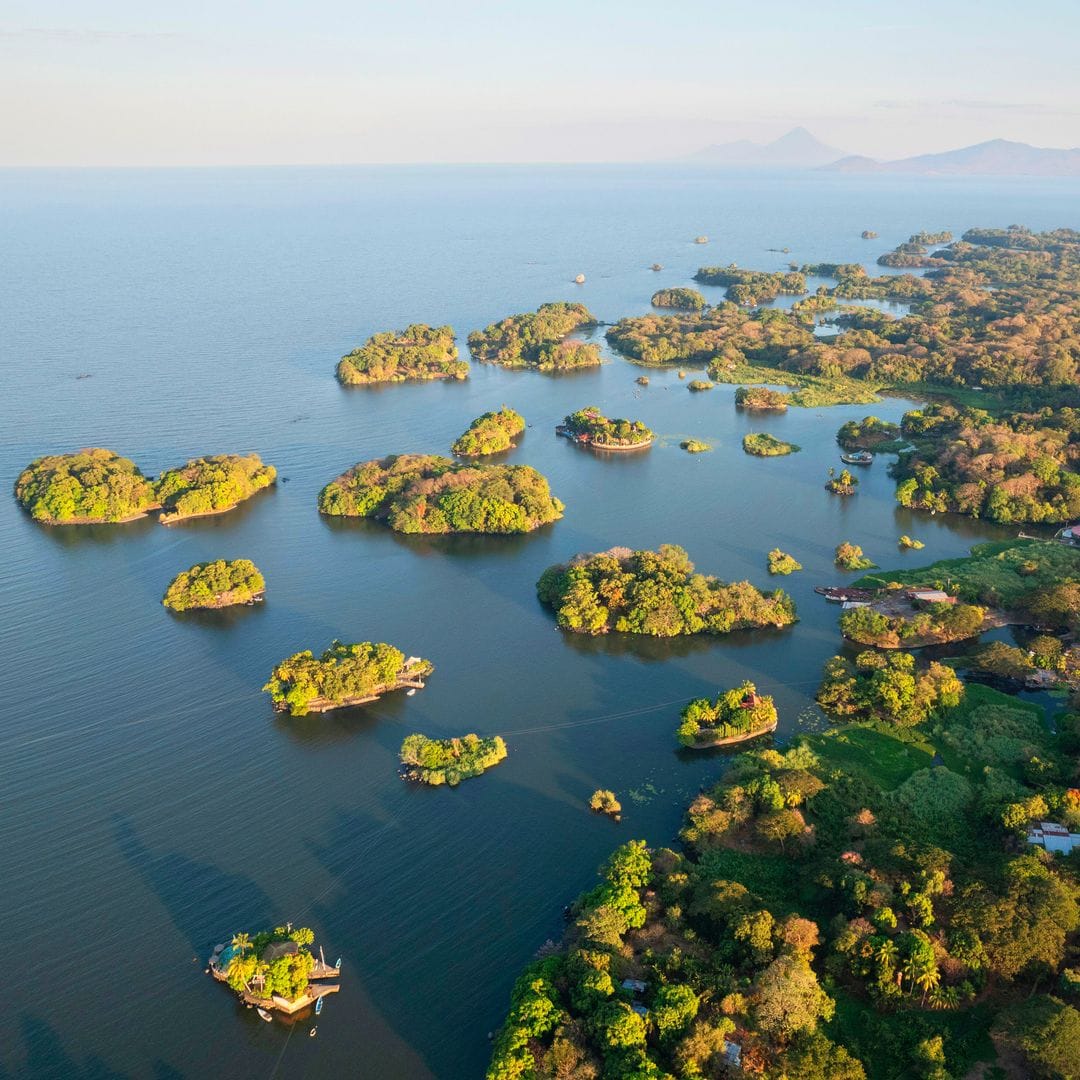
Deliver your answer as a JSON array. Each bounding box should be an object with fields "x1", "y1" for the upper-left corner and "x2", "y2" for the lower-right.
[{"x1": 2, "y1": 0, "x2": 1079, "y2": 166}]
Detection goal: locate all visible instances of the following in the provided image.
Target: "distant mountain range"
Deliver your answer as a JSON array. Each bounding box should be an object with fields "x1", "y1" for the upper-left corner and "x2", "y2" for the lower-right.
[
  {"x1": 685, "y1": 129, "x2": 1080, "y2": 176},
  {"x1": 687, "y1": 127, "x2": 846, "y2": 168},
  {"x1": 822, "y1": 138, "x2": 1080, "y2": 177}
]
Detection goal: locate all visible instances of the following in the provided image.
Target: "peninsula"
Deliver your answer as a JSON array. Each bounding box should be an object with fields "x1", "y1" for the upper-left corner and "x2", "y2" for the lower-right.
[
  {"x1": 337, "y1": 324, "x2": 467, "y2": 384},
  {"x1": 318, "y1": 454, "x2": 563, "y2": 534},
  {"x1": 263, "y1": 641, "x2": 432, "y2": 716},
  {"x1": 536, "y1": 544, "x2": 796, "y2": 636}
]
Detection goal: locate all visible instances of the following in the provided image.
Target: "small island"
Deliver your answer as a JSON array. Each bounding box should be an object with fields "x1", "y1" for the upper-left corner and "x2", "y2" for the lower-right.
[
  {"x1": 687, "y1": 379, "x2": 714, "y2": 392},
  {"x1": 861, "y1": 230, "x2": 878, "y2": 239},
  {"x1": 743, "y1": 433, "x2": 799, "y2": 456},
  {"x1": 835, "y1": 542, "x2": 876, "y2": 571},
  {"x1": 836, "y1": 415, "x2": 902, "y2": 451},
  {"x1": 635, "y1": 375, "x2": 650, "y2": 386},
  {"x1": 692, "y1": 265, "x2": 806, "y2": 305},
  {"x1": 589, "y1": 789, "x2": 621, "y2": 819},
  {"x1": 651, "y1": 287, "x2": 706, "y2": 311},
  {"x1": 677, "y1": 681, "x2": 778, "y2": 747},
  {"x1": 337, "y1": 324, "x2": 467, "y2": 385},
  {"x1": 318, "y1": 454, "x2": 564, "y2": 534},
  {"x1": 263, "y1": 641, "x2": 432, "y2": 716},
  {"x1": 451, "y1": 407, "x2": 525, "y2": 457},
  {"x1": 734, "y1": 386, "x2": 789, "y2": 411},
  {"x1": 467, "y1": 302, "x2": 600, "y2": 371},
  {"x1": 15, "y1": 448, "x2": 159, "y2": 524},
  {"x1": 163, "y1": 559, "x2": 265, "y2": 612},
  {"x1": 208, "y1": 926, "x2": 340, "y2": 1016},
  {"x1": 556, "y1": 407, "x2": 654, "y2": 451},
  {"x1": 536, "y1": 544, "x2": 796, "y2": 637},
  {"x1": 898, "y1": 535, "x2": 925, "y2": 550},
  {"x1": 399, "y1": 733, "x2": 507, "y2": 786},
  {"x1": 768, "y1": 548, "x2": 802, "y2": 575},
  {"x1": 680, "y1": 439, "x2": 712, "y2": 453},
  {"x1": 826, "y1": 467, "x2": 859, "y2": 494},
  {"x1": 156, "y1": 453, "x2": 276, "y2": 524}
]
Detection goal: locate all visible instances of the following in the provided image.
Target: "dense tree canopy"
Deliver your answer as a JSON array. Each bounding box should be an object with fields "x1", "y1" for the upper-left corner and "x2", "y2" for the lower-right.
[
  {"x1": 15, "y1": 448, "x2": 158, "y2": 524},
  {"x1": 467, "y1": 302, "x2": 600, "y2": 370},
  {"x1": 156, "y1": 453, "x2": 276, "y2": 522},
  {"x1": 162, "y1": 559, "x2": 265, "y2": 611},
  {"x1": 223, "y1": 926, "x2": 318, "y2": 1003},
  {"x1": 263, "y1": 640, "x2": 432, "y2": 716},
  {"x1": 318, "y1": 454, "x2": 564, "y2": 534},
  {"x1": 337, "y1": 324, "x2": 467, "y2": 384},
  {"x1": 451, "y1": 407, "x2": 525, "y2": 456},
  {"x1": 399, "y1": 733, "x2": 507, "y2": 785},
  {"x1": 537, "y1": 544, "x2": 796, "y2": 637},
  {"x1": 744, "y1": 433, "x2": 800, "y2": 456},
  {"x1": 651, "y1": 287, "x2": 706, "y2": 311},
  {"x1": 678, "y1": 682, "x2": 778, "y2": 747},
  {"x1": 560, "y1": 407, "x2": 654, "y2": 448}
]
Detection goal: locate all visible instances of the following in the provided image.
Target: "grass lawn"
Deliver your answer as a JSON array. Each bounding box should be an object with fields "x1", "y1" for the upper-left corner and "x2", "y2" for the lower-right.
[
  {"x1": 711, "y1": 362, "x2": 883, "y2": 407},
  {"x1": 810, "y1": 724, "x2": 936, "y2": 791},
  {"x1": 855, "y1": 539, "x2": 1080, "y2": 607}
]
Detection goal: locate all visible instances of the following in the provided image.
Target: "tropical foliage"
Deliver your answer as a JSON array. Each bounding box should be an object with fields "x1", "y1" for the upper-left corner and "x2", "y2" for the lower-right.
[
  {"x1": 561, "y1": 407, "x2": 653, "y2": 447},
  {"x1": 451, "y1": 407, "x2": 525, "y2": 456},
  {"x1": 224, "y1": 926, "x2": 318, "y2": 1002},
  {"x1": 337, "y1": 324, "x2": 467, "y2": 384},
  {"x1": 318, "y1": 454, "x2": 563, "y2": 534},
  {"x1": 735, "y1": 385, "x2": 790, "y2": 410},
  {"x1": 15, "y1": 448, "x2": 158, "y2": 524},
  {"x1": 162, "y1": 559, "x2": 265, "y2": 611},
  {"x1": 263, "y1": 641, "x2": 431, "y2": 716},
  {"x1": 399, "y1": 733, "x2": 507, "y2": 785},
  {"x1": 744, "y1": 433, "x2": 799, "y2": 456},
  {"x1": 839, "y1": 602, "x2": 986, "y2": 648},
  {"x1": 536, "y1": 544, "x2": 796, "y2": 637},
  {"x1": 156, "y1": 453, "x2": 276, "y2": 522},
  {"x1": 651, "y1": 287, "x2": 706, "y2": 310},
  {"x1": 835, "y1": 543, "x2": 876, "y2": 571},
  {"x1": 678, "y1": 682, "x2": 778, "y2": 746},
  {"x1": 768, "y1": 549, "x2": 802, "y2": 575},
  {"x1": 467, "y1": 302, "x2": 600, "y2": 370}
]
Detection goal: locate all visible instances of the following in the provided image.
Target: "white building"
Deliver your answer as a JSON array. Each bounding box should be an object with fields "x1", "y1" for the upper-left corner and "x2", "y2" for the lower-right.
[{"x1": 1027, "y1": 821, "x2": 1080, "y2": 855}]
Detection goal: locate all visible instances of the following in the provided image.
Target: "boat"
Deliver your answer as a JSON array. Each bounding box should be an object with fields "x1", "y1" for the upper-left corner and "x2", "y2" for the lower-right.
[
  {"x1": 315, "y1": 997, "x2": 324, "y2": 1016},
  {"x1": 406, "y1": 688, "x2": 417, "y2": 697},
  {"x1": 257, "y1": 1008, "x2": 273, "y2": 1022},
  {"x1": 840, "y1": 450, "x2": 873, "y2": 465}
]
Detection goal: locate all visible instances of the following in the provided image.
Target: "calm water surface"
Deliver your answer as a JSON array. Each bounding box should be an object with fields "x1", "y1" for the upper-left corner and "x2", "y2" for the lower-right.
[{"x1": 1, "y1": 166, "x2": 1077, "y2": 1078}]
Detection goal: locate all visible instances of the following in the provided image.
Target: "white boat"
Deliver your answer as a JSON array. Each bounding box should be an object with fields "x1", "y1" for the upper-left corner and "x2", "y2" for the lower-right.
[
  {"x1": 257, "y1": 1008, "x2": 273, "y2": 1022},
  {"x1": 406, "y1": 688, "x2": 417, "y2": 697},
  {"x1": 315, "y1": 997, "x2": 324, "y2": 1015}
]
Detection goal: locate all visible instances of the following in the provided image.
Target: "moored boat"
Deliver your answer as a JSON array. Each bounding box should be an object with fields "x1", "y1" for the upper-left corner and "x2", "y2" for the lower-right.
[
  {"x1": 257, "y1": 1008, "x2": 273, "y2": 1022},
  {"x1": 840, "y1": 450, "x2": 873, "y2": 465}
]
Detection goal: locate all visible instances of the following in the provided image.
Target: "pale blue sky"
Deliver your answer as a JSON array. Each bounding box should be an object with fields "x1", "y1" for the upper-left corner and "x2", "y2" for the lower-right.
[{"x1": 2, "y1": 0, "x2": 1078, "y2": 165}]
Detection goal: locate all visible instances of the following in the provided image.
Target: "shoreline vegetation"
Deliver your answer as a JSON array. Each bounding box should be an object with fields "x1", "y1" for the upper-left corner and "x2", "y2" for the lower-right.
[
  {"x1": 677, "y1": 681, "x2": 779, "y2": 748},
  {"x1": 537, "y1": 544, "x2": 796, "y2": 637},
  {"x1": 451, "y1": 407, "x2": 525, "y2": 457},
  {"x1": 557, "y1": 407, "x2": 654, "y2": 450},
  {"x1": 318, "y1": 454, "x2": 563, "y2": 534},
  {"x1": 467, "y1": 302, "x2": 601, "y2": 371},
  {"x1": 651, "y1": 287, "x2": 706, "y2": 311},
  {"x1": 337, "y1": 324, "x2": 467, "y2": 385},
  {"x1": 743, "y1": 433, "x2": 800, "y2": 457},
  {"x1": 15, "y1": 448, "x2": 276, "y2": 526},
  {"x1": 163, "y1": 559, "x2": 265, "y2": 612},
  {"x1": 399, "y1": 732, "x2": 507, "y2": 785},
  {"x1": 263, "y1": 641, "x2": 433, "y2": 716},
  {"x1": 734, "y1": 385, "x2": 789, "y2": 411}
]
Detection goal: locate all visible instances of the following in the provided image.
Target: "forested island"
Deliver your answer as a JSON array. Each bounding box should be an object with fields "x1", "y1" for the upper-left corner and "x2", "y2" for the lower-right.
[
  {"x1": 837, "y1": 416, "x2": 902, "y2": 451},
  {"x1": 15, "y1": 448, "x2": 159, "y2": 524},
  {"x1": 743, "y1": 433, "x2": 799, "y2": 457},
  {"x1": 692, "y1": 265, "x2": 807, "y2": 305},
  {"x1": 826, "y1": 468, "x2": 859, "y2": 495},
  {"x1": 156, "y1": 453, "x2": 276, "y2": 523},
  {"x1": 15, "y1": 448, "x2": 276, "y2": 525},
  {"x1": 452, "y1": 407, "x2": 525, "y2": 456},
  {"x1": 399, "y1": 733, "x2": 507, "y2": 786},
  {"x1": 318, "y1": 454, "x2": 564, "y2": 534},
  {"x1": 162, "y1": 559, "x2": 265, "y2": 611},
  {"x1": 467, "y1": 302, "x2": 601, "y2": 371},
  {"x1": 680, "y1": 439, "x2": 712, "y2": 454},
  {"x1": 558, "y1": 407, "x2": 654, "y2": 450},
  {"x1": 536, "y1": 544, "x2": 796, "y2": 637},
  {"x1": 677, "y1": 682, "x2": 778, "y2": 747},
  {"x1": 337, "y1": 324, "x2": 468, "y2": 384},
  {"x1": 263, "y1": 641, "x2": 432, "y2": 716},
  {"x1": 768, "y1": 549, "x2": 802, "y2": 575},
  {"x1": 735, "y1": 386, "x2": 789, "y2": 411},
  {"x1": 651, "y1": 287, "x2": 706, "y2": 311}
]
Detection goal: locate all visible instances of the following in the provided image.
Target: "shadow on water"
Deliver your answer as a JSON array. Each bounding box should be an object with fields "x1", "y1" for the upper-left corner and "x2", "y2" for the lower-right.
[
  {"x1": 12, "y1": 1015, "x2": 130, "y2": 1080},
  {"x1": 112, "y1": 816, "x2": 275, "y2": 956},
  {"x1": 555, "y1": 622, "x2": 797, "y2": 663},
  {"x1": 273, "y1": 693, "x2": 412, "y2": 748},
  {"x1": 156, "y1": 485, "x2": 277, "y2": 532},
  {"x1": 166, "y1": 598, "x2": 268, "y2": 630},
  {"x1": 32, "y1": 513, "x2": 158, "y2": 548}
]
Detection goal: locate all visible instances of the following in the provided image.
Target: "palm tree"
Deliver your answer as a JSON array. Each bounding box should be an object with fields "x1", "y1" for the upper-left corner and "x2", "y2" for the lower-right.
[
  {"x1": 900, "y1": 952, "x2": 921, "y2": 995},
  {"x1": 916, "y1": 962, "x2": 940, "y2": 1007},
  {"x1": 875, "y1": 938, "x2": 898, "y2": 972},
  {"x1": 231, "y1": 932, "x2": 252, "y2": 957}
]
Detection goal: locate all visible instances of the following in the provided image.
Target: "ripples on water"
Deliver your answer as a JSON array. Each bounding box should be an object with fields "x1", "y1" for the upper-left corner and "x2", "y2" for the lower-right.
[{"x1": 1, "y1": 165, "x2": 1076, "y2": 1078}]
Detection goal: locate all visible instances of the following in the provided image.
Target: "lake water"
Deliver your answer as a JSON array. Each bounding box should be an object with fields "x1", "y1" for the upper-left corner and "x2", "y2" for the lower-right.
[{"x1": 2, "y1": 165, "x2": 1077, "y2": 1079}]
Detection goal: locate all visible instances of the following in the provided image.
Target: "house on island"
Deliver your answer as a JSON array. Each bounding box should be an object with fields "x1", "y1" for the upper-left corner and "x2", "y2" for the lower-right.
[
  {"x1": 1027, "y1": 821, "x2": 1080, "y2": 855},
  {"x1": 723, "y1": 1039, "x2": 742, "y2": 1067},
  {"x1": 908, "y1": 589, "x2": 957, "y2": 606}
]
